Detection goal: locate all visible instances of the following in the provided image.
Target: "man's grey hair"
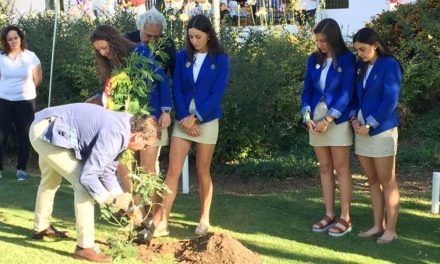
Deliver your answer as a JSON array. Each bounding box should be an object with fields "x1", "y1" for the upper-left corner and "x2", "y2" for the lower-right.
[{"x1": 136, "y1": 8, "x2": 167, "y2": 31}]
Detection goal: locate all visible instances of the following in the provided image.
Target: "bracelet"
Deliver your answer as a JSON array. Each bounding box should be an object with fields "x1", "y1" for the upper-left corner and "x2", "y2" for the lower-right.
[{"x1": 321, "y1": 117, "x2": 329, "y2": 125}]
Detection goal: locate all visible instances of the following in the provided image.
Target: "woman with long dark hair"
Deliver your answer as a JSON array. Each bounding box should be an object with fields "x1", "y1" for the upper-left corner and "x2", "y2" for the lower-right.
[
  {"x1": 150, "y1": 14, "x2": 230, "y2": 237},
  {"x1": 88, "y1": 25, "x2": 171, "y2": 213},
  {"x1": 352, "y1": 27, "x2": 402, "y2": 244},
  {"x1": 301, "y1": 18, "x2": 356, "y2": 237},
  {"x1": 89, "y1": 24, "x2": 136, "y2": 83},
  {"x1": 0, "y1": 25, "x2": 42, "y2": 181}
]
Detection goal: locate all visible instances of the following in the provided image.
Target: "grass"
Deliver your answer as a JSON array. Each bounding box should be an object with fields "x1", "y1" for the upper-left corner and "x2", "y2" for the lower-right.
[
  {"x1": 1, "y1": 172, "x2": 439, "y2": 264},
  {"x1": 398, "y1": 107, "x2": 440, "y2": 174}
]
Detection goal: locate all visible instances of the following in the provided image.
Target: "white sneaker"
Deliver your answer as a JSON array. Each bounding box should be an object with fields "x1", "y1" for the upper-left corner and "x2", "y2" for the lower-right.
[
  {"x1": 194, "y1": 223, "x2": 210, "y2": 236},
  {"x1": 16, "y1": 170, "x2": 28, "y2": 181}
]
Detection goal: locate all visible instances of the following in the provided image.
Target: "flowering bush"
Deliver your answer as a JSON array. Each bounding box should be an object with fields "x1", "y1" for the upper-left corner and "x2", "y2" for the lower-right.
[{"x1": 369, "y1": 0, "x2": 440, "y2": 113}]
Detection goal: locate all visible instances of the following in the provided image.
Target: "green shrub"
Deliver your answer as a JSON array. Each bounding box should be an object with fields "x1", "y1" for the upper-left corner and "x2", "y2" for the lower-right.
[
  {"x1": 224, "y1": 154, "x2": 319, "y2": 181},
  {"x1": 398, "y1": 107, "x2": 440, "y2": 170},
  {"x1": 369, "y1": 0, "x2": 440, "y2": 113},
  {"x1": 216, "y1": 27, "x2": 315, "y2": 162}
]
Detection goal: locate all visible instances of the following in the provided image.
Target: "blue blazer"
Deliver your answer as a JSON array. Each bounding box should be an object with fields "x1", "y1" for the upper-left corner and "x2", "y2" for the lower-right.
[
  {"x1": 353, "y1": 56, "x2": 402, "y2": 136},
  {"x1": 301, "y1": 51, "x2": 356, "y2": 124},
  {"x1": 173, "y1": 49, "x2": 230, "y2": 123},
  {"x1": 135, "y1": 45, "x2": 172, "y2": 119}
]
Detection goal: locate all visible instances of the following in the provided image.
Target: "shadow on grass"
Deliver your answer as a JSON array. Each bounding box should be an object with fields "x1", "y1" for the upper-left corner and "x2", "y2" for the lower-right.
[
  {"x1": 172, "y1": 190, "x2": 440, "y2": 263},
  {"x1": 244, "y1": 242, "x2": 360, "y2": 264},
  {"x1": 0, "y1": 221, "x2": 73, "y2": 258},
  {"x1": 2, "y1": 171, "x2": 440, "y2": 263}
]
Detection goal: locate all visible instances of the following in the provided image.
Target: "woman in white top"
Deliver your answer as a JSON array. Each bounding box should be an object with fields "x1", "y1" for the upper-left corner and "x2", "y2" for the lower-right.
[
  {"x1": 0, "y1": 25, "x2": 42, "y2": 181},
  {"x1": 150, "y1": 14, "x2": 230, "y2": 238}
]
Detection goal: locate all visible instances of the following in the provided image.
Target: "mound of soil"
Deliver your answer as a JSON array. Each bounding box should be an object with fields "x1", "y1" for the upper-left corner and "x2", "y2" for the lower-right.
[{"x1": 137, "y1": 233, "x2": 261, "y2": 264}]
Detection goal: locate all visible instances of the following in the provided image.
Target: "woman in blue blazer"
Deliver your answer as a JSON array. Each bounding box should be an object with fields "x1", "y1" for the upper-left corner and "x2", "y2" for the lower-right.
[
  {"x1": 352, "y1": 27, "x2": 402, "y2": 244},
  {"x1": 134, "y1": 44, "x2": 172, "y2": 176},
  {"x1": 301, "y1": 18, "x2": 356, "y2": 237},
  {"x1": 151, "y1": 15, "x2": 230, "y2": 237}
]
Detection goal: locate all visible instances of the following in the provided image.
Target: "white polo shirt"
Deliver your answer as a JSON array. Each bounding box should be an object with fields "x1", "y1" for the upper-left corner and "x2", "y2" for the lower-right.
[{"x1": 0, "y1": 49, "x2": 40, "y2": 101}]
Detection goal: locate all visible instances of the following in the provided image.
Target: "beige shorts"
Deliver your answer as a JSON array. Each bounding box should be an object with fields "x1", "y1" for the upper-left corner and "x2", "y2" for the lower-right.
[
  {"x1": 154, "y1": 128, "x2": 169, "y2": 147},
  {"x1": 309, "y1": 102, "x2": 353, "y2": 147},
  {"x1": 171, "y1": 99, "x2": 219, "y2": 144},
  {"x1": 355, "y1": 111, "x2": 398, "y2": 157}
]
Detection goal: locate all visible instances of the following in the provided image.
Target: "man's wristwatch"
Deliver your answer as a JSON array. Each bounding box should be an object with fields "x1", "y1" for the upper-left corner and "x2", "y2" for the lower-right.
[
  {"x1": 163, "y1": 109, "x2": 170, "y2": 113},
  {"x1": 365, "y1": 124, "x2": 371, "y2": 130}
]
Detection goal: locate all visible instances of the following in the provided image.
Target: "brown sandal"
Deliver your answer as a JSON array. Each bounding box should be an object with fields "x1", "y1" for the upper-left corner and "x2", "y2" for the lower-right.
[
  {"x1": 312, "y1": 215, "x2": 336, "y2": 232},
  {"x1": 328, "y1": 218, "x2": 352, "y2": 237}
]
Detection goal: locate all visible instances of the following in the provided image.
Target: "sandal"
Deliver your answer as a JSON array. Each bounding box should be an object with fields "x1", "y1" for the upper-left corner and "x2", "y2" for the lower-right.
[
  {"x1": 328, "y1": 218, "x2": 352, "y2": 237},
  {"x1": 358, "y1": 229, "x2": 384, "y2": 238},
  {"x1": 312, "y1": 215, "x2": 336, "y2": 232},
  {"x1": 377, "y1": 232, "x2": 398, "y2": 244}
]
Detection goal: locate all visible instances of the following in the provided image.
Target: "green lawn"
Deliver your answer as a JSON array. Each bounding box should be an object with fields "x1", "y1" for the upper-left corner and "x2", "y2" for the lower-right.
[{"x1": 1, "y1": 172, "x2": 439, "y2": 264}]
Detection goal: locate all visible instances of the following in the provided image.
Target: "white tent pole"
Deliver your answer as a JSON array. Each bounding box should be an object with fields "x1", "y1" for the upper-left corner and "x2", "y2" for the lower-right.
[
  {"x1": 432, "y1": 172, "x2": 440, "y2": 214},
  {"x1": 48, "y1": 0, "x2": 60, "y2": 107}
]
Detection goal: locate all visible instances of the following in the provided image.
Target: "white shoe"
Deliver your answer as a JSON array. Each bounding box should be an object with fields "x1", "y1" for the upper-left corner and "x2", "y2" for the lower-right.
[
  {"x1": 153, "y1": 221, "x2": 170, "y2": 237},
  {"x1": 194, "y1": 223, "x2": 210, "y2": 236},
  {"x1": 16, "y1": 170, "x2": 28, "y2": 181}
]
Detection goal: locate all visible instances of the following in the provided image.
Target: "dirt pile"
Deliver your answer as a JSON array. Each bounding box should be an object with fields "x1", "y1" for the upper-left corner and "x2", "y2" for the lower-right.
[{"x1": 137, "y1": 232, "x2": 261, "y2": 263}]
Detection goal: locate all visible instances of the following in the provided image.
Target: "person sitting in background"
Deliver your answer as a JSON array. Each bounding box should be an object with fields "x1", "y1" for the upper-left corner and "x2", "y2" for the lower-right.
[
  {"x1": 186, "y1": 0, "x2": 213, "y2": 17},
  {"x1": 220, "y1": 2, "x2": 231, "y2": 22},
  {"x1": 0, "y1": 25, "x2": 42, "y2": 181},
  {"x1": 92, "y1": 0, "x2": 117, "y2": 18},
  {"x1": 121, "y1": 0, "x2": 147, "y2": 15},
  {"x1": 228, "y1": 0, "x2": 239, "y2": 25},
  {"x1": 295, "y1": 0, "x2": 318, "y2": 27}
]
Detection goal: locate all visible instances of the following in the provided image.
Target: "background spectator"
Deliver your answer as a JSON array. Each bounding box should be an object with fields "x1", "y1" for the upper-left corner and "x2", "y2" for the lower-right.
[{"x1": 0, "y1": 25, "x2": 42, "y2": 181}]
